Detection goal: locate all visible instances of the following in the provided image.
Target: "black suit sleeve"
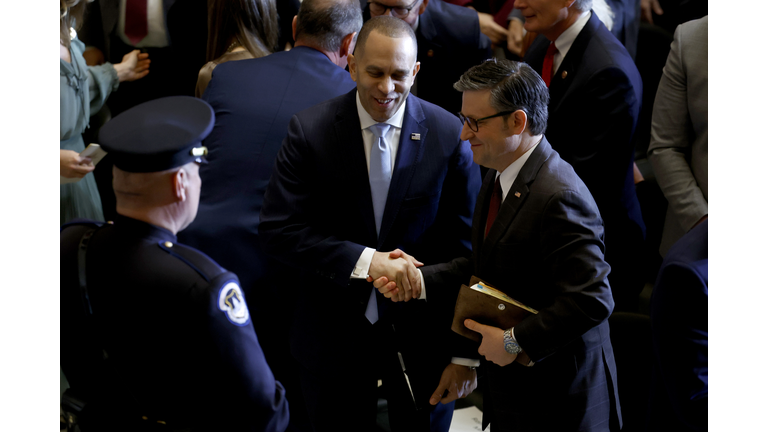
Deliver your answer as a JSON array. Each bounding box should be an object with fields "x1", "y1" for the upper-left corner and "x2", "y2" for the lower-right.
[
  {"x1": 259, "y1": 115, "x2": 367, "y2": 288},
  {"x1": 514, "y1": 190, "x2": 614, "y2": 362}
]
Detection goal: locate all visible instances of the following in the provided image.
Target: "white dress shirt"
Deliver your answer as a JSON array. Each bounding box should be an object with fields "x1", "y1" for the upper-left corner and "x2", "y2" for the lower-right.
[
  {"x1": 551, "y1": 11, "x2": 592, "y2": 75},
  {"x1": 350, "y1": 92, "x2": 407, "y2": 280}
]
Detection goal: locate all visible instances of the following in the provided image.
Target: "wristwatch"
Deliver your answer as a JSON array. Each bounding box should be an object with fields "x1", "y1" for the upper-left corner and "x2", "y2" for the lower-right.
[{"x1": 503, "y1": 329, "x2": 522, "y2": 355}]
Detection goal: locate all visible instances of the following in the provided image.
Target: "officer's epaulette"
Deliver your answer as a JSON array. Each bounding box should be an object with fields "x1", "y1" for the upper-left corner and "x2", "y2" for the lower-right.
[
  {"x1": 60, "y1": 218, "x2": 106, "y2": 233},
  {"x1": 157, "y1": 241, "x2": 226, "y2": 283}
]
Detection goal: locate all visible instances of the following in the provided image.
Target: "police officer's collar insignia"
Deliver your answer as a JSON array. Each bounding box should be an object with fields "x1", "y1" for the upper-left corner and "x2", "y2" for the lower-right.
[{"x1": 218, "y1": 282, "x2": 250, "y2": 326}]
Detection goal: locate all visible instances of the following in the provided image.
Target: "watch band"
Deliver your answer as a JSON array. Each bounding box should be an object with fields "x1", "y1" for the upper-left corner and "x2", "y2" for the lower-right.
[{"x1": 503, "y1": 329, "x2": 522, "y2": 355}]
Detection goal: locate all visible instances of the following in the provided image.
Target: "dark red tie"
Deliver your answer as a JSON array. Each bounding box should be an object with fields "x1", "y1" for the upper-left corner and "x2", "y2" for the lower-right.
[
  {"x1": 125, "y1": 0, "x2": 148, "y2": 46},
  {"x1": 485, "y1": 177, "x2": 502, "y2": 238},
  {"x1": 541, "y1": 42, "x2": 557, "y2": 87}
]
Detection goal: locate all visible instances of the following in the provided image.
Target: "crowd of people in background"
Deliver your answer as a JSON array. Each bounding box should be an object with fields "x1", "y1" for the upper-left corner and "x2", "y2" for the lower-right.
[{"x1": 60, "y1": 0, "x2": 708, "y2": 431}]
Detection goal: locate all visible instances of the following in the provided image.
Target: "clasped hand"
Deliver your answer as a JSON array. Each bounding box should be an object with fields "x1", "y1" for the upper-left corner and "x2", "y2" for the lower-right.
[{"x1": 366, "y1": 249, "x2": 423, "y2": 302}]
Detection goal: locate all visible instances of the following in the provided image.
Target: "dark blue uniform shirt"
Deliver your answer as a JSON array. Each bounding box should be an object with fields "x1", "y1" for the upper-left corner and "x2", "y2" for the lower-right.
[{"x1": 60, "y1": 216, "x2": 289, "y2": 431}]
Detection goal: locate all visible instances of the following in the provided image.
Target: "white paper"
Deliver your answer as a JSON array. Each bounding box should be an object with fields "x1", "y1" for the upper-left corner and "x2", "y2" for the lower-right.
[{"x1": 450, "y1": 406, "x2": 488, "y2": 432}]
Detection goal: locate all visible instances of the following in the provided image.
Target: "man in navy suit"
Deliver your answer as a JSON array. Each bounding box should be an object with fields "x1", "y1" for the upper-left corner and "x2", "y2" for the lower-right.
[
  {"x1": 363, "y1": 0, "x2": 492, "y2": 114},
  {"x1": 520, "y1": 0, "x2": 646, "y2": 311},
  {"x1": 375, "y1": 59, "x2": 621, "y2": 431},
  {"x1": 177, "y1": 0, "x2": 362, "y2": 429},
  {"x1": 259, "y1": 16, "x2": 481, "y2": 432}
]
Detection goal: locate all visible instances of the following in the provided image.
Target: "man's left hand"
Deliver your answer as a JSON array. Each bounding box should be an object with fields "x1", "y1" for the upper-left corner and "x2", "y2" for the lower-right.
[
  {"x1": 464, "y1": 319, "x2": 517, "y2": 366},
  {"x1": 429, "y1": 363, "x2": 477, "y2": 405}
]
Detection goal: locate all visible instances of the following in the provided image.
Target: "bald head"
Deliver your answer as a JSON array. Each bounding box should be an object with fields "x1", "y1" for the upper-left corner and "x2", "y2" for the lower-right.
[
  {"x1": 113, "y1": 162, "x2": 202, "y2": 234},
  {"x1": 353, "y1": 15, "x2": 417, "y2": 60}
]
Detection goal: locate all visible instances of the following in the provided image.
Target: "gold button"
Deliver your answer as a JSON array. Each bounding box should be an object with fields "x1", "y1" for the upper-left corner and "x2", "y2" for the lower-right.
[
  {"x1": 164, "y1": 241, "x2": 173, "y2": 248},
  {"x1": 142, "y1": 416, "x2": 148, "y2": 421},
  {"x1": 561, "y1": 71, "x2": 568, "y2": 79},
  {"x1": 427, "y1": 49, "x2": 434, "y2": 57}
]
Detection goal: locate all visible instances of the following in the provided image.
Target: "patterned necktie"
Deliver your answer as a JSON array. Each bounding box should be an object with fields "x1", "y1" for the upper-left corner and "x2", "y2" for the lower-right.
[
  {"x1": 541, "y1": 42, "x2": 558, "y2": 87},
  {"x1": 485, "y1": 177, "x2": 502, "y2": 238},
  {"x1": 125, "y1": 0, "x2": 149, "y2": 45},
  {"x1": 365, "y1": 123, "x2": 392, "y2": 325}
]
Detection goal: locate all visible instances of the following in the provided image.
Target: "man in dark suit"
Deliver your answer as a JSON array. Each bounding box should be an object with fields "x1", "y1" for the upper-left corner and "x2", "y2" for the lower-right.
[
  {"x1": 60, "y1": 97, "x2": 289, "y2": 432},
  {"x1": 375, "y1": 59, "x2": 621, "y2": 431},
  {"x1": 259, "y1": 16, "x2": 482, "y2": 432},
  {"x1": 520, "y1": 0, "x2": 645, "y2": 311},
  {"x1": 177, "y1": 0, "x2": 362, "y2": 429},
  {"x1": 363, "y1": 0, "x2": 492, "y2": 114},
  {"x1": 648, "y1": 218, "x2": 707, "y2": 431}
]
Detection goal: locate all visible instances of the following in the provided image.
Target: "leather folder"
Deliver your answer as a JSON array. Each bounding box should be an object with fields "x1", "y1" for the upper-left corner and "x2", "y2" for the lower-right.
[{"x1": 451, "y1": 276, "x2": 538, "y2": 343}]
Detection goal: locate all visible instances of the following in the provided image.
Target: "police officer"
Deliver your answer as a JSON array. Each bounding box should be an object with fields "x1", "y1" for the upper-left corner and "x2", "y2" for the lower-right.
[{"x1": 60, "y1": 96, "x2": 290, "y2": 432}]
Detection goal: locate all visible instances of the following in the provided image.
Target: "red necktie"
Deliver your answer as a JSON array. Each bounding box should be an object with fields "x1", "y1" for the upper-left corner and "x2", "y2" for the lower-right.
[
  {"x1": 125, "y1": 0, "x2": 148, "y2": 46},
  {"x1": 485, "y1": 177, "x2": 502, "y2": 238},
  {"x1": 541, "y1": 42, "x2": 557, "y2": 87}
]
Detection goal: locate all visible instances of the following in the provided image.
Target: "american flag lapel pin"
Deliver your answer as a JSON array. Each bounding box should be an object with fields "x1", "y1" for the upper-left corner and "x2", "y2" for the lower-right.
[
  {"x1": 410, "y1": 133, "x2": 421, "y2": 141},
  {"x1": 514, "y1": 192, "x2": 521, "y2": 198}
]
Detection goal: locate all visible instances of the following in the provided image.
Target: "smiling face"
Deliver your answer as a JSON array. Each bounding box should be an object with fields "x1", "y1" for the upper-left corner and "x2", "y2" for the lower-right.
[
  {"x1": 348, "y1": 30, "x2": 420, "y2": 122},
  {"x1": 459, "y1": 90, "x2": 522, "y2": 172},
  {"x1": 514, "y1": 0, "x2": 575, "y2": 41}
]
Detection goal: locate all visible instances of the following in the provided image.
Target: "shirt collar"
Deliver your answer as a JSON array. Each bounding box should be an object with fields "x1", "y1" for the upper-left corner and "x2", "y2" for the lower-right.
[
  {"x1": 496, "y1": 138, "x2": 542, "y2": 201},
  {"x1": 553, "y1": 11, "x2": 591, "y2": 58},
  {"x1": 356, "y1": 91, "x2": 407, "y2": 130}
]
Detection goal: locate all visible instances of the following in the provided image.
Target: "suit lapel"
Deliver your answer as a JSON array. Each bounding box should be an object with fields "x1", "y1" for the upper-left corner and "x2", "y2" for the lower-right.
[
  {"x1": 473, "y1": 170, "x2": 496, "y2": 274},
  {"x1": 479, "y1": 139, "x2": 553, "y2": 265},
  {"x1": 548, "y1": 13, "x2": 599, "y2": 107},
  {"x1": 377, "y1": 95, "x2": 426, "y2": 248},
  {"x1": 334, "y1": 90, "x2": 379, "y2": 244}
]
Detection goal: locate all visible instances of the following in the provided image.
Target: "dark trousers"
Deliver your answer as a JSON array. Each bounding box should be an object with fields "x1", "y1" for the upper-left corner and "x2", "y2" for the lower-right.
[{"x1": 297, "y1": 320, "x2": 454, "y2": 432}]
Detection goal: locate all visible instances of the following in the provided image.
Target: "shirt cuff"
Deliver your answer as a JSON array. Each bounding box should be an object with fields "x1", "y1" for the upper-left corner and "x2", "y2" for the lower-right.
[
  {"x1": 418, "y1": 269, "x2": 426, "y2": 300},
  {"x1": 351, "y1": 247, "x2": 375, "y2": 279},
  {"x1": 451, "y1": 357, "x2": 481, "y2": 368},
  {"x1": 511, "y1": 328, "x2": 535, "y2": 367}
]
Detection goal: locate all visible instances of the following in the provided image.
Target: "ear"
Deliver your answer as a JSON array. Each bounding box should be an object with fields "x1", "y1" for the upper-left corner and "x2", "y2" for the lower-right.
[
  {"x1": 292, "y1": 16, "x2": 298, "y2": 42},
  {"x1": 412, "y1": 61, "x2": 421, "y2": 79},
  {"x1": 340, "y1": 32, "x2": 357, "y2": 58},
  {"x1": 418, "y1": 0, "x2": 429, "y2": 15},
  {"x1": 506, "y1": 110, "x2": 528, "y2": 135},
  {"x1": 348, "y1": 53, "x2": 358, "y2": 82},
  {"x1": 172, "y1": 168, "x2": 188, "y2": 202}
]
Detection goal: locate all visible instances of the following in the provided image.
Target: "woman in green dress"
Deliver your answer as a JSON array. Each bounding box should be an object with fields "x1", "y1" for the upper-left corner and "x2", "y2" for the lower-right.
[{"x1": 60, "y1": 0, "x2": 150, "y2": 225}]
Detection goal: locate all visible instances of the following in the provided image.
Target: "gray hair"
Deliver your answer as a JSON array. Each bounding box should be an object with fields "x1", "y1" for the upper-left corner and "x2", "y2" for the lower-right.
[{"x1": 295, "y1": 0, "x2": 363, "y2": 52}]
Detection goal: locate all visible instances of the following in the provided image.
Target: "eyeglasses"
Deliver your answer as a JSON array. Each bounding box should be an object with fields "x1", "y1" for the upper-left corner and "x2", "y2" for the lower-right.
[
  {"x1": 368, "y1": 0, "x2": 420, "y2": 18},
  {"x1": 457, "y1": 111, "x2": 515, "y2": 132}
]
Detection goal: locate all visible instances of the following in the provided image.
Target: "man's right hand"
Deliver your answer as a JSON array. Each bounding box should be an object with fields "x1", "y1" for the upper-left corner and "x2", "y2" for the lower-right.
[{"x1": 368, "y1": 249, "x2": 422, "y2": 302}]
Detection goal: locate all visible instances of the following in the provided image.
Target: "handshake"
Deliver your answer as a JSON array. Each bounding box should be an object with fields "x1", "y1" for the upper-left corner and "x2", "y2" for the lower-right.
[{"x1": 366, "y1": 249, "x2": 424, "y2": 302}]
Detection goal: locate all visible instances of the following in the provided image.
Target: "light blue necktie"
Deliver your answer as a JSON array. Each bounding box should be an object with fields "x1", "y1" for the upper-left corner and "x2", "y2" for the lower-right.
[{"x1": 365, "y1": 123, "x2": 392, "y2": 324}]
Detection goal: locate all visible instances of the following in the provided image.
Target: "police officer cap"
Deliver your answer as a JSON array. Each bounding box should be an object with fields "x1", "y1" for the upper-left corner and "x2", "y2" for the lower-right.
[{"x1": 99, "y1": 96, "x2": 214, "y2": 173}]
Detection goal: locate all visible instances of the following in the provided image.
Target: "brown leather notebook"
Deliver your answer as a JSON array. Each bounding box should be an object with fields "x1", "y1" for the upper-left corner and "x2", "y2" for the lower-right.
[{"x1": 451, "y1": 276, "x2": 538, "y2": 343}]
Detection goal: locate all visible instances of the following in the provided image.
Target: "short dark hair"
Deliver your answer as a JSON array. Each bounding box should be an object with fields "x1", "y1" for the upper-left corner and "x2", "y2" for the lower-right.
[
  {"x1": 454, "y1": 59, "x2": 549, "y2": 135},
  {"x1": 295, "y1": 0, "x2": 363, "y2": 52},
  {"x1": 353, "y1": 16, "x2": 418, "y2": 59}
]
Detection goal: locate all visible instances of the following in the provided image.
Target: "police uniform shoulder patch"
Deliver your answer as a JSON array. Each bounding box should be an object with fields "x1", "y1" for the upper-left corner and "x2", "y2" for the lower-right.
[{"x1": 218, "y1": 281, "x2": 250, "y2": 326}]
